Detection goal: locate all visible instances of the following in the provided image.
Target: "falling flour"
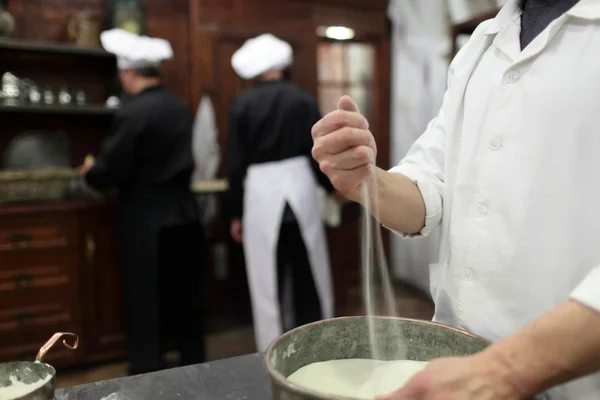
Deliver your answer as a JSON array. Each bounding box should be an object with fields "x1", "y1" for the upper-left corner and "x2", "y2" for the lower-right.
[
  {"x1": 360, "y1": 181, "x2": 401, "y2": 360},
  {"x1": 287, "y1": 359, "x2": 428, "y2": 399},
  {"x1": 286, "y1": 180, "x2": 417, "y2": 398},
  {"x1": 0, "y1": 374, "x2": 52, "y2": 400}
]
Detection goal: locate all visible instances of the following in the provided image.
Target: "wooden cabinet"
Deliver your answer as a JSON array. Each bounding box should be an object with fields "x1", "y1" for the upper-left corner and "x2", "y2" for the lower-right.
[
  {"x1": 0, "y1": 205, "x2": 82, "y2": 366},
  {"x1": 0, "y1": 201, "x2": 126, "y2": 367},
  {"x1": 0, "y1": 7, "x2": 122, "y2": 366},
  {"x1": 79, "y1": 203, "x2": 127, "y2": 363}
]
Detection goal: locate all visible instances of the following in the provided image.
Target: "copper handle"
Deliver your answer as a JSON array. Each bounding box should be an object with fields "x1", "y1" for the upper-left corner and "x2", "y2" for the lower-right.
[{"x1": 35, "y1": 332, "x2": 79, "y2": 362}]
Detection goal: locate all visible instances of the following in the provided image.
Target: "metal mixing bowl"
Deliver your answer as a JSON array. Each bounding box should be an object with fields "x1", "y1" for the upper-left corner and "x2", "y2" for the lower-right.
[
  {"x1": 0, "y1": 362, "x2": 56, "y2": 400},
  {"x1": 0, "y1": 333, "x2": 79, "y2": 400},
  {"x1": 264, "y1": 316, "x2": 490, "y2": 400}
]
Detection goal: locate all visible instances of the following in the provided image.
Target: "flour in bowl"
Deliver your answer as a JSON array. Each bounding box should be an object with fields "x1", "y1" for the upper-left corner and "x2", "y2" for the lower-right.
[
  {"x1": 0, "y1": 374, "x2": 52, "y2": 400},
  {"x1": 287, "y1": 358, "x2": 428, "y2": 399}
]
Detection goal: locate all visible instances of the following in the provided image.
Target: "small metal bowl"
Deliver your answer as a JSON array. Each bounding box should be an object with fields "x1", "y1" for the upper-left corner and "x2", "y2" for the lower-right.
[
  {"x1": 0, "y1": 333, "x2": 79, "y2": 400},
  {"x1": 264, "y1": 316, "x2": 490, "y2": 400}
]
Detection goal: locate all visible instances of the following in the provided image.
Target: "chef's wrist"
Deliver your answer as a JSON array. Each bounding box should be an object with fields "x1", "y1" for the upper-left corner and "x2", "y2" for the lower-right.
[
  {"x1": 347, "y1": 167, "x2": 385, "y2": 205},
  {"x1": 480, "y1": 300, "x2": 600, "y2": 398},
  {"x1": 475, "y1": 347, "x2": 529, "y2": 399},
  {"x1": 345, "y1": 187, "x2": 362, "y2": 204},
  {"x1": 345, "y1": 171, "x2": 375, "y2": 204}
]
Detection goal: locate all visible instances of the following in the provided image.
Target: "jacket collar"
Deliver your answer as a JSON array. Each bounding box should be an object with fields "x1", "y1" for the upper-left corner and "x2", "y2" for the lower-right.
[
  {"x1": 566, "y1": 0, "x2": 600, "y2": 19},
  {"x1": 484, "y1": 0, "x2": 600, "y2": 35}
]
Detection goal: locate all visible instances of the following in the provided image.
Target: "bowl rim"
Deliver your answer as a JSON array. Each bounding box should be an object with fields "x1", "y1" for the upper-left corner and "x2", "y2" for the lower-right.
[
  {"x1": 0, "y1": 360, "x2": 57, "y2": 375},
  {"x1": 263, "y1": 316, "x2": 491, "y2": 400}
]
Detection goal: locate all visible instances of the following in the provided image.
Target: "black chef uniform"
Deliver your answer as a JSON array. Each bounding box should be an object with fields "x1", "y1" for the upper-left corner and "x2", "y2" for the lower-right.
[{"x1": 85, "y1": 85, "x2": 205, "y2": 375}]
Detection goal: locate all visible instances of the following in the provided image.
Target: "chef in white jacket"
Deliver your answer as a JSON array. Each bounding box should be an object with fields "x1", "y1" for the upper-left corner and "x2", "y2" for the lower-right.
[
  {"x1": 227, "y1": 34, "x2": 335, "y2": 352},
  {"x1": 312, "y1": 0, "x2": 600, "y2": 399}
]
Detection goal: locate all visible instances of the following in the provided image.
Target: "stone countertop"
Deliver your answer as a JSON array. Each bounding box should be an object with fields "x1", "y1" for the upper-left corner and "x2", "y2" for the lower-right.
[{"x1": 55, "y1": 354, "x2": 270, "y2": 400}]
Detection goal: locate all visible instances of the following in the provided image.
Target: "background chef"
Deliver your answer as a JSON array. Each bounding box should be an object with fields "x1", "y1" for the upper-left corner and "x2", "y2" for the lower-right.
[
  {"x1": 227, "y1": 33, "x2": 336, "y2": 352},
  {"x1": 81, "y1": 29, "x2": 206, "y2": 376}
]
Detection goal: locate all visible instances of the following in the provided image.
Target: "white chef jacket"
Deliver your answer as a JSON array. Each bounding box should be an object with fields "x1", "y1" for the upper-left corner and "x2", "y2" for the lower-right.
[{"x1": 389, "y1": 0, "x2": 600, "y2": 398}]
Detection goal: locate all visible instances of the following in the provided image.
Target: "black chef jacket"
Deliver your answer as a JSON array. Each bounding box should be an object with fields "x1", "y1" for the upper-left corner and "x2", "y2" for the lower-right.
[
  {"x1": 84, "y1": 84, "x2": 204, "y2": 374},
  {"x1": 226, "y1": 80, "x2": 334, "y2": 220},
  {"x1": 86, "y1": 84, "x2": 198, "y2": 226}
]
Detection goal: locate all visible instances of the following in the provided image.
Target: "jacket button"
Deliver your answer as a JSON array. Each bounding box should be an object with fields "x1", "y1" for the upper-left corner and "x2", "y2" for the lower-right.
[
  {"x1": 475, "y1": 203, "x2": 487, "y2": 217},
  {"x1": 489, "y1": 137, "x2": 502, "y2": 151},
  {"x1": 505, "y1": 71, "x2": 520, "y2": 83},
  {"x1": 462, "y1": 268, "x2": 475, "y2": 281}
]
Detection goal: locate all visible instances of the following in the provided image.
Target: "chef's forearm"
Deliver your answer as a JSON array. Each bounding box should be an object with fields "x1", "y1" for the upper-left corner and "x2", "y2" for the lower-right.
[
  {"x1": 350, "y1": 167, "x2": 426, "y2": 234},
  {"x1": 482, "y1": 300, "x2": 600, "y2": 398}
]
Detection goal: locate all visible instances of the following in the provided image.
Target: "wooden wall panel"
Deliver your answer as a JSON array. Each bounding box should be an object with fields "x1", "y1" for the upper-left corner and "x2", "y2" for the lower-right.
[
  {"x1": 145, "y1": 0, "x2": 191, "y2": 104},
  {"x1": 8, "y1": 0, "x2": 103, "y2": 42}
]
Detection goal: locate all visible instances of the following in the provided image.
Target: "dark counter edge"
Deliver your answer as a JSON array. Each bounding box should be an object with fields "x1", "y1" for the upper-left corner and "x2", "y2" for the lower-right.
[{"x1": 55, "y1": 353, "x2": 271, "y2": 400}]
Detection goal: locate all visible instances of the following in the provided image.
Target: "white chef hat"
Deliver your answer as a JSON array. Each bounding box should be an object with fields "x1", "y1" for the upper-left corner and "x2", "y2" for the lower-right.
[
  {"x1": 231, "y1": 34, "x2": 293, "y2": 80},
  {"x1": 100, "y1": 28, "x2": 173, "y2": 70}
]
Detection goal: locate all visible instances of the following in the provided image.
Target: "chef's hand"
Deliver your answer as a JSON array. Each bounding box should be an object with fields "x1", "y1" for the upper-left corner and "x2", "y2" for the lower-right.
[
  {"x1": 230, "y1": 219, "x2": 243, "y2": 243},
  {"x1": 312, "y1": 96, "x2": 377, "y2": 202},
  {"x1": 379, "y1": 355, "x2": 522, "y2": 400},
  {"x1": 80, "y1": 154, "x2": 95, "y2": 176}
]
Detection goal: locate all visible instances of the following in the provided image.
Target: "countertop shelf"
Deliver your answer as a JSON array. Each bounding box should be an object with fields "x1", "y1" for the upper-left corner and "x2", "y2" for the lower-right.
[
  {"x1": 0, "y1": 38, "x2": 114, "y2": 58},
  {"x1": 0, "y1": 104, "x2": 118, "y2": 116}
]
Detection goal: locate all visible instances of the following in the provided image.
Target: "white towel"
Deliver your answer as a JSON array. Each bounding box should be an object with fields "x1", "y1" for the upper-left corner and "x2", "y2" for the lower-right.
[{"x1": 191, "y1": 95, "x2": 221, "y2": 227}]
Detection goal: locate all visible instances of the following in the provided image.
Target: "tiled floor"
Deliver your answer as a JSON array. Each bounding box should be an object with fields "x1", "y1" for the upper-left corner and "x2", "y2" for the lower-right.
[{"x1": 56, "y1": 282, "x2": 434, "y2": 388}]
